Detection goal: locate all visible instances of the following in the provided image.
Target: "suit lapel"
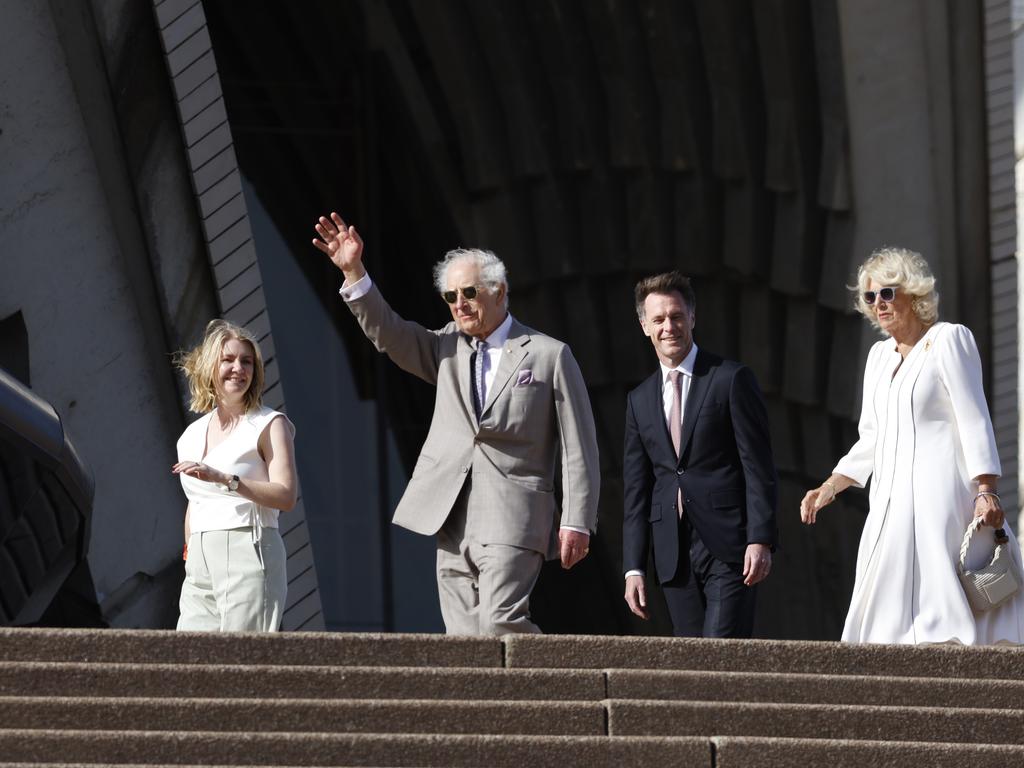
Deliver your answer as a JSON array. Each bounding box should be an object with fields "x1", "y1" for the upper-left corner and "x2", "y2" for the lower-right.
[
  {"x1": 679, "y1": 349, "x2": 715, "y2": 456},
  {"x1": 646, "y1": 370, "x2": 676, "y2": 461},
  {"x1": 457, "y1": 333, "x2": 477, "y2": 422},
  {"x1": 482, "y1": 320, "x2": 530, "y2": 416}
]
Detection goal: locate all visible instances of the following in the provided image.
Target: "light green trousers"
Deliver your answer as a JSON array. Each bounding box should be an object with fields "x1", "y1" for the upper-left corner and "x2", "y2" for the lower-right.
[{"x1": 177, "y1": 526, "x2": 287, "y2": 632}]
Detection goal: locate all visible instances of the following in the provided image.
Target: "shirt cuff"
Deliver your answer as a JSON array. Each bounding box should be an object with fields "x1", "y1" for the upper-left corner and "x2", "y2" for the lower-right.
[
  {"x1": 339, "y1": 273, "x2": 372, "y2": 301},
  {"x1": 624, "y1": 569, "x2": 644, "y2": 579},
  {"x1": 559, "y1": 525, "x2": 590, "y2": 535}
]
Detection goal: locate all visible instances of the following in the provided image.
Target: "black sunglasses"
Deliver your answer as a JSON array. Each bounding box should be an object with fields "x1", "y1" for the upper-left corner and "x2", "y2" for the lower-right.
[
  {"x1": 441, "y1": 285, "x2": 483, "y2": 304},
  {"x1": 863, "y1": 287, "x2": 897, "y2": 305}
]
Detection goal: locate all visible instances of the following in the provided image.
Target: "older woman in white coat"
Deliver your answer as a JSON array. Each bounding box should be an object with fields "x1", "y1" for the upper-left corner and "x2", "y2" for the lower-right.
[{"x1": 800, "y1": 247, "x2": 1024, "y2": 644}]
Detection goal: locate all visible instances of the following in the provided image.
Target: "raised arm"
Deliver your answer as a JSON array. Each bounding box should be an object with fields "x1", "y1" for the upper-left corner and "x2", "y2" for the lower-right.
[
  {"x1": 312, "y1": 212, "x2": 366, "y2": 285},
  {"x1": 311, "y1": 211, "x2": 443, "y2": 384}
]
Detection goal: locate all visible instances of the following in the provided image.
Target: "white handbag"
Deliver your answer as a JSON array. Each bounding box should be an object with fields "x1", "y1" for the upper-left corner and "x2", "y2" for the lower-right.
[{"x1": 958, "y1": 518, "x2": 1022, "y2": 612}]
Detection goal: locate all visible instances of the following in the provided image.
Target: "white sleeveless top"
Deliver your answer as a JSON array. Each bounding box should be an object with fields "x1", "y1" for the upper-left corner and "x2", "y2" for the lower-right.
[{"x1": 176, "y1": 406, "x2": 294, "y2": 534}]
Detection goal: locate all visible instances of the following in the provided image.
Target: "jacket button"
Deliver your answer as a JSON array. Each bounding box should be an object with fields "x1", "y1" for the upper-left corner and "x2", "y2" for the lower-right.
[
  {"x1": 676, "y1": 469, "x2": 684, "y2": 476},
  {"x1": 460, "y1": 466, "x2": 469, "y2": 473}
]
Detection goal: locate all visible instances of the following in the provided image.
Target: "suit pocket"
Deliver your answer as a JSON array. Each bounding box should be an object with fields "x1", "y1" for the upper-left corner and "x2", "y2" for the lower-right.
[
  {"x1": 648, "y1": 503, "x2": 662, "y2": 522},
  {"x1": 711, "y1": 489, "x2": 743, "y2": 509}
]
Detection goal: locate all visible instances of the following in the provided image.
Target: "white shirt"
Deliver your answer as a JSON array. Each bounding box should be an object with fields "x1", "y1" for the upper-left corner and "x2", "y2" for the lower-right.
[
  {"x1": 625, "y1": 343, "x2": 699, "y2": 579},
  {"x1": 476, "y1": 313, "x2": 513, "y2": 407},
  {"x1": 177, "y1": 406, "x2": 293, "y2": 535},
  {"x1": 660, "y1": 342, "x2": 698, "y2": 429},
  {"x1": 341, "y1": 273, "x2": 589, "y2": 538}
]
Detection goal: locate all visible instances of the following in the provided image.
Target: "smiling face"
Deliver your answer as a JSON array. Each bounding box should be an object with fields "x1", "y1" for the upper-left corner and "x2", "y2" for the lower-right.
[
  {"x1": 445, "y1": 259, "x2": 507, "y2": 339},
  {"x1": 866, "y1": 278, "x2": 921, "y2": 341},
  {"x1": 641, "y1": 291, "x2": 695, "y2": 368},
  {"x1": 215, "y1": 337, "x2": 255, "y2": 405}
]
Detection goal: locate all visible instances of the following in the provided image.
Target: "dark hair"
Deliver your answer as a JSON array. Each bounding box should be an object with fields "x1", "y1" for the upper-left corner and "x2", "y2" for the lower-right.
[{"x1": 634, "y1": 271, "x2": 696, "y2": 320}]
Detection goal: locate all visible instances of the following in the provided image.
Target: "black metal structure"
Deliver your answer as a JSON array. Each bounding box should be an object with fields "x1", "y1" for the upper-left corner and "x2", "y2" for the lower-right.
[{"x1": 0, "y1": 367, "x2": 97, "y2": 626}]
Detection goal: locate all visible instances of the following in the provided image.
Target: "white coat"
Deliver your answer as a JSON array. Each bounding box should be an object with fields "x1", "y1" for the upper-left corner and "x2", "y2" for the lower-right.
[{"x1": 835, "y1": 321, "x2": 1024, "y2": 644}]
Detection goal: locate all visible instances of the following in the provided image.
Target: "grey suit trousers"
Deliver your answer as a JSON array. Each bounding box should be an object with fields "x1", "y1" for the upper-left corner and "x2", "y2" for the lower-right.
[{"x1": 435, "y1": 479, "x2": 544, "y2": 635}]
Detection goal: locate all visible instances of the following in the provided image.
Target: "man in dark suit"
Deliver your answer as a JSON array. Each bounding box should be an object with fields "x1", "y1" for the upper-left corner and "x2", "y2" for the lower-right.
[{"x1": 622, "y1": 271, "x2": 777, "y2": 637}]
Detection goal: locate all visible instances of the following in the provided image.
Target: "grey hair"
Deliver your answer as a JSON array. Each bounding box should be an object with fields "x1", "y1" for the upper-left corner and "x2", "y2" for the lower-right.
[
  {"x1": 852, "y1": 246, "x2": 939, "y2": 331},
  {"x1": 432, "y1": 248, "x2": 509, "y2": 297}
]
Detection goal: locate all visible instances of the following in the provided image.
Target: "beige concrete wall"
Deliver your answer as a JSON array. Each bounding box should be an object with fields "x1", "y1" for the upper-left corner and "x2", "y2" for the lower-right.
[{"x1": 0, "y1": 0, "x2": 194, "y2": 624}]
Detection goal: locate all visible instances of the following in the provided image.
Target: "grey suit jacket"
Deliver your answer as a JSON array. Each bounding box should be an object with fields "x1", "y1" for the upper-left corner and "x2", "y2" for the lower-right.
[{"x1": 347, "y1": 283, "x2": 600, "y2": 558}]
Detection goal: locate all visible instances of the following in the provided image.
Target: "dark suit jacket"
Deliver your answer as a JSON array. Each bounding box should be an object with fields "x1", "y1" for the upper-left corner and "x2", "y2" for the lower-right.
[{"x1": 623, "y1": 348, "x2": 778, "y2": 584}]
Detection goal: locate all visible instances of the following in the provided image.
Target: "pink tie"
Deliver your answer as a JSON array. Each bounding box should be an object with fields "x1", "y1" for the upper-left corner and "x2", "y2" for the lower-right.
[{"x1": 668, "y1": 370, "x2": 684, "y2": 518}]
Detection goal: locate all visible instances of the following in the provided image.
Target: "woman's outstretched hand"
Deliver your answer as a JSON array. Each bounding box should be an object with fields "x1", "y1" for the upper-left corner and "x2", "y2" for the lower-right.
[{"x1": 800, "y1": 482, "x2": 837, "y2": 525}]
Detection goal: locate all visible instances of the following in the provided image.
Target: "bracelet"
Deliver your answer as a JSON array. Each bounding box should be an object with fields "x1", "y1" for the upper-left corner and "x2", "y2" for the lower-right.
[
  {"x1": 824, "y1": 480, "x2": 837, "y2": 501},
  {"x1": 975, "y1": 491, "x2": 1001, "y2": 505}
]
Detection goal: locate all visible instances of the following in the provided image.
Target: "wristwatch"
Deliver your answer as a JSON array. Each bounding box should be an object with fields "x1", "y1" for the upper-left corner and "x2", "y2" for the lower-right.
[{"x1": 226, "y1": 475, "x2": 240, "y2": 492}]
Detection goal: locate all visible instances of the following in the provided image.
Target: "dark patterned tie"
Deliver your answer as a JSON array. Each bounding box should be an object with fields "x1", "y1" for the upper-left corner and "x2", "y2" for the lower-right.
[
  {"x1": 472, "y1": 339, "x2": 489, "y2": 419},
  {"x1": 668, "y1": 370, "x2": 683, "y2": 518}
]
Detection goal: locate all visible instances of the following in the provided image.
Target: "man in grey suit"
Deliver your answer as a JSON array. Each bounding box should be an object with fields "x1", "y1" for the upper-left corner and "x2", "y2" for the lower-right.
[{"x1": 312, "y1": 212, "x2": 600, "y2": 635}]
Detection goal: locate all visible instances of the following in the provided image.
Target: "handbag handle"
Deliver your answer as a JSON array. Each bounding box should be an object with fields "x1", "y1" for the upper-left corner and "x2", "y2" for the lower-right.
[{"x1": 959, "y1": 517, "x2": 1009, "y2": 572}]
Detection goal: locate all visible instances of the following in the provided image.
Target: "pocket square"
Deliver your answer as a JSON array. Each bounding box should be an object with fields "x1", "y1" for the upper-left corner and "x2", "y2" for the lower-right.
[{"x1": 515, "y1": 369, "x2": 533, "y2": 386}]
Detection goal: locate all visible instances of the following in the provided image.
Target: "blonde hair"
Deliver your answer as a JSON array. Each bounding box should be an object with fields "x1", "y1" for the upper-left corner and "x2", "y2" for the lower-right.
[
  {"x1": 176, "y1": 319, "x2": 265, "y2": 414},
  {"x1": 853, "y1": 246, "x2": 939, "y2": 331}
]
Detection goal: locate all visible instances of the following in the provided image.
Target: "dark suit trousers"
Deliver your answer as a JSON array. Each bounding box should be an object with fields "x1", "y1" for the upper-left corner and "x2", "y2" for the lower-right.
[{"x1": 662, "y1": 515, "x2": 756, "y2": 638}]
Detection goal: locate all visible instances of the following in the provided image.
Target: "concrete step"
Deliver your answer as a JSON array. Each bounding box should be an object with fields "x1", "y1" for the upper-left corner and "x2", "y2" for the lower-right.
[
  {"x1": 0, "y1": 696, "x2": 605, "y2": 736},
  {"x1": 0, "y1": 662, "x2": 604, "y2": 701},
  {"x1": 0, "y1": 731, "x2": 710, "y2": 767},
  {"x1": 8, "y1": 628, "x2": 1023, "y2": 682},
  {"x1": 607, "y1": 700, "x2": 1024, "y2": 744},
  {"x1": 607, "y1": 668, "x2": 1024, "y2": 709},
  {"x1": 505, "y1": 634, "x2": 1024, "y2": 680},
  {"x1": 8, "y1": 736, "x2": 1020, "y2": 767},
  {"x1": 11, "y1": 661, "x2": 1024, "y2": 710},
  {"x1": 711, "y1": 736, "x2": 1024, "y2": 768},
  {"x1": 0, "y1": 629, "x2": 501, "y2": 668}
]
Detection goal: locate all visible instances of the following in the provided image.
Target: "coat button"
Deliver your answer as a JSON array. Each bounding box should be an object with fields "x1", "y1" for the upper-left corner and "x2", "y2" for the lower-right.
[
  {"x1": 460, "y1": 466, "x2": 469, "y2": 473},
  {"x1": 676, "y1": 469, "x2": 684, "y2": 476}
]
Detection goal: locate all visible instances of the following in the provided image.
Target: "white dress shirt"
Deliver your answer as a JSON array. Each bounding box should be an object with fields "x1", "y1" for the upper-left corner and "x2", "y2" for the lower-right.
[
  {"x1": 476, "y1": 313, "x2": 513, "y2": 406},
  {"x1": 661, "y1": 342, "x2": 698, "y2": 429}
]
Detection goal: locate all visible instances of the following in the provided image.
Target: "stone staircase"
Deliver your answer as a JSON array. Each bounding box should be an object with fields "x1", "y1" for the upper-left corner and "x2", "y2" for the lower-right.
[{"x1": 1, "y1": 628, "x2": 1024, "y2": 766}]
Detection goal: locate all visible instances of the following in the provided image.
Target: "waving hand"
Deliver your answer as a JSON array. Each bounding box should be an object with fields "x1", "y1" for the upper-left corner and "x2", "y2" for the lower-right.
[{"x1": 312, "y1": 212, "x2": 366, "y2": 284}]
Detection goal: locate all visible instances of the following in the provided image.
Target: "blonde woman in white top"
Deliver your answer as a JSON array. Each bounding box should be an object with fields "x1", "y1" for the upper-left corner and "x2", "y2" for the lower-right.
[{"x1": 173, "y1": 319, "x2": 297, "y2": 631}]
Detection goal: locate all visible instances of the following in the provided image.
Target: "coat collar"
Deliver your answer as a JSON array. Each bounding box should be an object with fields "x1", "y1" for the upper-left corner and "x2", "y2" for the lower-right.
[
  {"x1": 481, "y1": 317, "x2": 531, "y2": 417},
  {"x1": 459, "y1": 315, "x2": 532, "y2": 423},
  {"x1": 678, "y1": 348, "x2": 716, "y2": 457},
  {"x1": 457, "y1": 332, "x2": 476, "y2": 421},
  {"x1": 647, "y1": 347, "x2": 717, "y2": 462}
]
